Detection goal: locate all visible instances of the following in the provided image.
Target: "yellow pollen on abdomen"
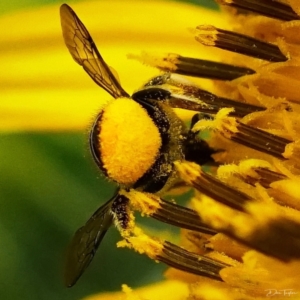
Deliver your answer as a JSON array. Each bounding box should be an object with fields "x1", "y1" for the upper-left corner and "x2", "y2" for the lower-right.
[{"x1": 99, "y1": 98, "x2": 162, "y2": 185}]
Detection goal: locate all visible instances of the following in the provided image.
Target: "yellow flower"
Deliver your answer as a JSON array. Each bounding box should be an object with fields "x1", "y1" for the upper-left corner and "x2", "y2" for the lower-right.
[
  {"x1": 3, "y1": 1, "x2": 300, "y2": 299},
  {"x1": 64, "y1": 1, "x2": 300, "y2": 300}
]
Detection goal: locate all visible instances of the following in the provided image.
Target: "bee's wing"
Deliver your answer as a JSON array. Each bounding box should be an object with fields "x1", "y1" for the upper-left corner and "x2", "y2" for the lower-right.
[
  {"x1": 64, "y1": 197, "x2": 115, "y2": 287},
  {"x1": 60, "y1": 4, "x2": 129, "y2": 99}
]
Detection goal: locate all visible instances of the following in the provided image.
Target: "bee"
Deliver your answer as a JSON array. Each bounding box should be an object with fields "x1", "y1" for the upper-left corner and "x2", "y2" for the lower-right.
[
  {"x1": 59, "y1": 3, "x2": 222, "y2": 287},
  {"x1": 61, "y1": 3, "x2": 295, "y2": 288}
]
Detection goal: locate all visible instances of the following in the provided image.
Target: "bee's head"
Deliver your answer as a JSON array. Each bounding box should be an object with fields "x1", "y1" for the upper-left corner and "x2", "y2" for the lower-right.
[{"x1": 90, "y1": 98, "x2": 162, "y2": 186}]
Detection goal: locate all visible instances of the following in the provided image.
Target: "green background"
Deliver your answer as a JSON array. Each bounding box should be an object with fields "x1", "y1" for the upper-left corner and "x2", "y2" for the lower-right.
[{"x1": 0, "y1": 1, "x2": 217, "y2": 299}]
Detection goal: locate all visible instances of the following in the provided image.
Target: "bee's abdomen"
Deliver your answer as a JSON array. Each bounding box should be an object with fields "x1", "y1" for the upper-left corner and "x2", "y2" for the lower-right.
[{"x1": 95, "y1": 98, "x2": 162, "y2": 185}]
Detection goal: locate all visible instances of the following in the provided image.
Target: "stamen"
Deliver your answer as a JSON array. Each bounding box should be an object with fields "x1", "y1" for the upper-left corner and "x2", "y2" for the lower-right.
[
  {"x1": 170, "y1": 86, "x2": 265, "y2": 118},
  {"x1": 243, "y1": 167, "x2": 287, "y2": 188},
  {"x1": 230, "y1": 122, "x2": 291, "y2": 159},
  {"x1": 175, "y1": 161, "x2": 254, "y2": 211},
  {"x1": 217, "y1": 161, "x2": 297, "y2": 208},
  {"x1": 178, "y1": 162, "x2": 300, "y2": 262},
  {"x1": 141, "y1": 74, "x2": 265, "y2": 117},
  {"x1": 269, "y1": 178, "x2": 300, "y2": 210},
  {"x1": 193, "y1": 110, "x2": 292, "y2": 159},
  {"x1": 118, "y1": 225, "x2": 226, "y2": 280},
  {"x1": 237, "y1": 217, "x2": 300, "y2": 261},
  {"x1": 173, "y1": 56, "x2": 255, "y2": 80},
  {"x1": 121, "y1": 190, "x2": 216, "y2": 235},
  {"x1": 157, "y1": 241, "x2": 226, "y2": 280},
  {"x1": 217, "y1": 160, "x2": 287, "y2": 188},
  {"x1": 220, "y1": 217, "x2": 300, "y2": 262},
  {"x1": 128, "y1": 52, "x2": 255, "y2": 80},
  {"x1": 216, "y1": 0, "x2": 300, "y2": 21},
  {"x1": 195, "y1": 25, "x2": 287, "y2": 62},
  {"x1": 152, "y1": 199, "x2": 217, "y2": 235}
]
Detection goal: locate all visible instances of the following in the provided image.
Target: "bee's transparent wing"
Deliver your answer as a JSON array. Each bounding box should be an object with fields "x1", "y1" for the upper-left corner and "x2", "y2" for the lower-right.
[
  {"x1": 60, "y1": 4, "x2": 129, "y2": 99},
  {"x1": 64, "y1": 197, "x2": 115, "y2": 287}
]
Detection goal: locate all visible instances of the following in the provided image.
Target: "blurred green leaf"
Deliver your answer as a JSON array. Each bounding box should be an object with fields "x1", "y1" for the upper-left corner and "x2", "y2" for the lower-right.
[{"x1": 0, "y1": 132, "x2": 167, "y2": 300}]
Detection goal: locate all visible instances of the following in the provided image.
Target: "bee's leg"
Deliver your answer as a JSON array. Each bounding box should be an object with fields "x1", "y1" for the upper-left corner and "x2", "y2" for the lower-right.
[
  {"x1": 184, "y1": 129, "x2": 217, "y2": 166},
  {"x1": 110, "y1": 189, "x2": 225, "y2": 279},
  {"x1": 116, "y1": 191, "x2": 226, "y2": 280},
  {"x1": 183, "y1": 113, "x2": 220, "y2": 166},
  {"x1": 111, "y1": 193, "x2": 131, "y2": 230}
]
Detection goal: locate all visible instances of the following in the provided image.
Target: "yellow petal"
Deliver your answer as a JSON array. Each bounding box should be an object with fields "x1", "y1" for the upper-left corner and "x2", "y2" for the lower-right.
[
  {"x1": 0, "y1": 0, "x2": 225, "y2": 132},
  {"x1": 83, "y1": 280, "x2": 189, "y2": 300}
]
